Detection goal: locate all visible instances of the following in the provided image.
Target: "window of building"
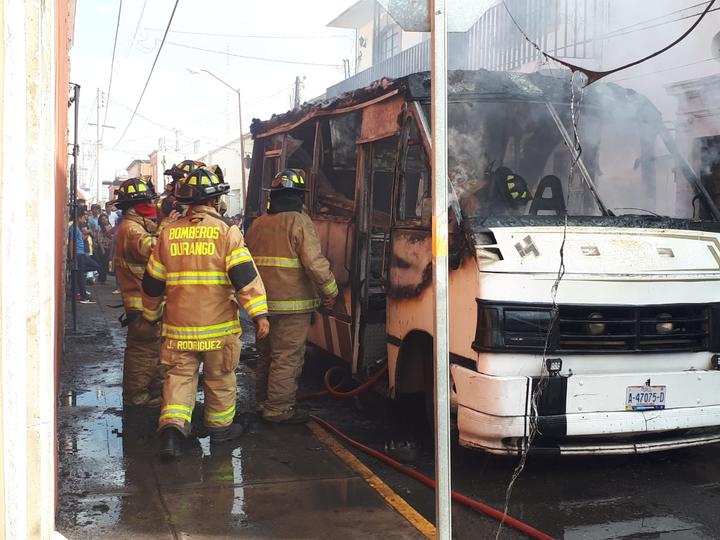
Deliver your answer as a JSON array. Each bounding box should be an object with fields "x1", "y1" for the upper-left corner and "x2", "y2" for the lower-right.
[
  {"x1": 315, "y1": 112, "x2": 361, "y2": 218},
  {"x1": 374, "y1": 7, "x2": 401, "y2": 63}
]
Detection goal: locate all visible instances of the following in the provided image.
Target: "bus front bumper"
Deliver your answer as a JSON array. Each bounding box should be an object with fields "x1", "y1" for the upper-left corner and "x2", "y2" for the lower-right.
[
  {"x1": 451, "y1": 364, "x2": 720, "y2": 455},
  {"x1": 457, "y1": 404, "x2": 720, "y2": 455}
]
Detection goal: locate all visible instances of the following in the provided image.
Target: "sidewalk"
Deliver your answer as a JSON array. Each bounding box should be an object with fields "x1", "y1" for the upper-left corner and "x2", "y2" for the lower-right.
[{"x1": 57, "y1": 282, "x2": 426, "y2": 539}]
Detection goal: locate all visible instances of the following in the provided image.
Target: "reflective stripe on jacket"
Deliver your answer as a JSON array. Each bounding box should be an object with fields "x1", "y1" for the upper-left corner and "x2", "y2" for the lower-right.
[
  {"x1": 245, "y1": 211, "x2": 337, "y2": 315},
  {"x1": 114, "y1": 212, "x2": 158, "y2": 313},
  {"x1": 142, "y1": 205, "x2": 267, "y2": 337}
]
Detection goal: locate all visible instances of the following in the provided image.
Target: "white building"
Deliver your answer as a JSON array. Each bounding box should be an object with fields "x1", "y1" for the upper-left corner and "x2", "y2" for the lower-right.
[
  {"x1": 149, "y1": 146, "x2": 192, "y2": 195},
  {"x1": 202, "y1": 133, "x2": 253, "y2": 216}
]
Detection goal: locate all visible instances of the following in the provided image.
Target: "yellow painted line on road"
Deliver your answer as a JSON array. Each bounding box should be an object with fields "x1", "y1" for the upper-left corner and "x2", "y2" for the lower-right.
[{"x1": 307, "y1": 421, "x2": 435, "y2": 539}]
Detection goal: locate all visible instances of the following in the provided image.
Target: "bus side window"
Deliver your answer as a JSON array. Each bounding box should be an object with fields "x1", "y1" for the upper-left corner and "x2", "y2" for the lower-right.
[
  {"x1": 261, "y1": 155, "x2": 279, "y2": 214},
  {"x1": 245, "y1": 138, "x2": 266, "y2": 221},
  {"x1": 315, "y1": 113, "x2": 361, "y2": 218},
  {"x1": 398, "y1": 123, "x2": 430, "y2": 222},
  {"x1": 285, "y1": 123, "x2": 316, "y2": 180}
]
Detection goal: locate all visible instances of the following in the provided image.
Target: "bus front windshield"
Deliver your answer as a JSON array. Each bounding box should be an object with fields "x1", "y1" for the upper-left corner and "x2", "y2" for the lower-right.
[{"x1": 432, "y1": 99, "x2": 706, "y2": 221}]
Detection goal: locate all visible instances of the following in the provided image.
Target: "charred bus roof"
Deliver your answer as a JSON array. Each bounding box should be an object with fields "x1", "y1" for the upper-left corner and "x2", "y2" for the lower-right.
[{"x1": 249, "y1": 69, "x2": 661, "y2": 139}]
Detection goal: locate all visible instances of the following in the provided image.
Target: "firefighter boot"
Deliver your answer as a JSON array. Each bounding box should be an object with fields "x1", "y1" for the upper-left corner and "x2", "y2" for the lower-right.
[
  {"x1": 159, "y1": 426, "x2": 185, "y2": 460},
  {"x1": 262, "y1": 407, "x2": 309, "y2": 424},
  {"x1": 208, "y1": 422, "x2": 246, "y2": 444}
]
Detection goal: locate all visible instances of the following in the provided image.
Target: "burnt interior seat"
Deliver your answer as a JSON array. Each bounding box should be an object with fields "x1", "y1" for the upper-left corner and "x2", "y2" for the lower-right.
[{"x1": 529, "y1": 175, "x2": 566, "y2": 216}]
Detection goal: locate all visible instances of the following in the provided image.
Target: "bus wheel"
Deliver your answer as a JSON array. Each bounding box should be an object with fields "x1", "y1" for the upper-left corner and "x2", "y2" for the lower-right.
[
  {"x1": 395, "y1": 332, "x2": 434, "y2": 440},
  {"x1": 423, "y1": 355, "x2": 434, "y2": 434}
]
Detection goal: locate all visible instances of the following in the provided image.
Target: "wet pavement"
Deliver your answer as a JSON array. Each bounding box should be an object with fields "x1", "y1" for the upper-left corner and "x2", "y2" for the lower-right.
[
  {"x1": 59, "y1": 282, "x2": 720, "y2": 539},
  {"x1": 313, "y1": 383, "x2": 720, "y2": 539},
  {"x1": 57, "y1": 282, "x2": 424, "y2": 539}
]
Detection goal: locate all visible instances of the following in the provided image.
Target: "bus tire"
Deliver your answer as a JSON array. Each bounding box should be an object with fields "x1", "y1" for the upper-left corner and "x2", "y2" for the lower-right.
[{"x1": 396, "y1": 331, "x2": 434, "y2": 436}]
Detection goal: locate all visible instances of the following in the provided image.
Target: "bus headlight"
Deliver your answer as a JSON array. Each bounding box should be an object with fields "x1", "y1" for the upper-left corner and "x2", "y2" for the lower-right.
[
  {"x1": 586, "y1": 312, "x2": 606, "y2": 335},
  {"x1": 656, "y1": 313, "x2": 674, "y2": 335},
  {"x1": 474, "y1": 304, "x2": 554, "y2": 351}
]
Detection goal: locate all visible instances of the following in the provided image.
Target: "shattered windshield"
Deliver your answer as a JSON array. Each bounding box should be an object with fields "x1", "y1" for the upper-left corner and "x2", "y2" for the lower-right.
[{"x1": 423, "y1": 98, "x2": 706, "y2": 221}]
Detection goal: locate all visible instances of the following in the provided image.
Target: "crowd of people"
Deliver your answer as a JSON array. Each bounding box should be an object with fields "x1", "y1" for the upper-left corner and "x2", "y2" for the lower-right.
[
  {"x1": 71, "y1": 160, "x2": 339, "y2": 460},
  {"x1": 68, "y1": 201, "x2": 123, "y2": 303}
]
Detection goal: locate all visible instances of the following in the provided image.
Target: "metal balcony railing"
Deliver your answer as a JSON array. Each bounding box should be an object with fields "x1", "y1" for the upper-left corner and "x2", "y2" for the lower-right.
[{"x1": 326, "y1": 0, "x2": 607, "y2": 98}]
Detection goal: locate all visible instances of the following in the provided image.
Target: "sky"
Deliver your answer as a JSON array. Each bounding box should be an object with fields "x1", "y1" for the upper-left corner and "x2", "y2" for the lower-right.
[
  {"x1": 71, "y1": 0, "x2": 357, "y2": 196},
  {"x1": 71, "y1": 0, "x2": 720, "y2": 199}
]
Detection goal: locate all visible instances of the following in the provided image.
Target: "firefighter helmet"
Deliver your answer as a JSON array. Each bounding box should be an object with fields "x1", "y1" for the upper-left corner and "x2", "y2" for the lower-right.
[
  {"x1": 493, "y1": 167, "x2": 532, "y2": 206},
  {"x1": 112, "y1": 177, "x2": 158, "y2": 209},
  {"x1": 164, "y1": 159, "x2": 206, "y2": 181},
  {"x1": 174, "y1": 166, "x2": 230, "y2": 204},
  {"x1": 267, "y1": 169, "x2": 307, "y2": 192}
]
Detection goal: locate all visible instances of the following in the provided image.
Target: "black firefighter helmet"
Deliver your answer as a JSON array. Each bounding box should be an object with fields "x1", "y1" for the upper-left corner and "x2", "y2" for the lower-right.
[
  {"x1": 174, "y1": 166, "x2": 230, "y2": 204},
  {"x1": 111, "y1": 177, "x2": 158, "y2": 210},
  {"x1": 164, "y1": 159, "x2": 206, "y2": 181},
  {"x1": 492, "y1": 166, "x2": 532, "y2": 207},
  {"x1": 266, "y1": 169, "x2": 308, "y2": 192}
]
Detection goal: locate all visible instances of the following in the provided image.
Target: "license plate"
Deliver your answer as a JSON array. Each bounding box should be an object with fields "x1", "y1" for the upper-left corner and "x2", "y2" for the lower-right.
[{"x1": 626, "y1": 385, "x2": 666, "y2": 410}]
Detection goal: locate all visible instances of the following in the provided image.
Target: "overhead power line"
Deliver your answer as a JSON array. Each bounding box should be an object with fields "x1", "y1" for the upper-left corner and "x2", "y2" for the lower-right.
[
  {"x1": 128, "y1": 0, "x2": 149, "y2": 51},
  {"x1": 600, "y1": 6, "x2": 720, "y2": 43},
  {"x1": 109, "y1": 97, "x2": 188, "y2": 137},
  {"x1": 111, "y1": 0, "x2": 181, "y2": 149},
  {"x1": 102, "y1": 0, "x2": 123, "y2": 140},
  {"x1": 165, "y1": 41, "x2": 343, "y2": 67},
  {"x1": 502, "y1": 0, "x2": 718, "y2": 84},
  {"x1": 142, "y1": 27, "x2": 352, "y2": 40}
]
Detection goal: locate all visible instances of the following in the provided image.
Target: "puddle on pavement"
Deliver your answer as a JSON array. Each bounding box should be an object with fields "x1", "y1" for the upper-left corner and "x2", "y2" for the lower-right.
[
  {"x1": 59, "y1": 388, "x2": 122, "y2": 408},
  {"x1": 564, "y1": 516, "x2": 710, "y2": 539}
]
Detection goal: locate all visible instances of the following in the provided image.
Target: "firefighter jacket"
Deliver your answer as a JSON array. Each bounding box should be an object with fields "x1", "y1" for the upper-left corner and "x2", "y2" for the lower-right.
[
  {"x1": 115, "y1": 212, "x2": 158, "y2": 313},
  {"x1": 141, "y1": 205, "x2": 268, "y2": 341},
  {"x1": 245, "y1": 211, "x2": 338, "y2": 315}
]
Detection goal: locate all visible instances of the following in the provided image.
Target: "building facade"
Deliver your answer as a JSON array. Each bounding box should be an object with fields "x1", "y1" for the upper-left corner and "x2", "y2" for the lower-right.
[
  {"x1": 148, "y1": 148, "x2": 190, "y2": 194},
  {"x1": 125, "y1": 159, "x2": 153, "y2": 179},
  {"x1": 0, "y1": 0, "x2": 76, "y2": 538},
  {"x1": 202, "y1": 133, "x2": 253, "y2": 216},
  {"x1": 327, "y1": 0, "x2": 610, "y2": 97}
]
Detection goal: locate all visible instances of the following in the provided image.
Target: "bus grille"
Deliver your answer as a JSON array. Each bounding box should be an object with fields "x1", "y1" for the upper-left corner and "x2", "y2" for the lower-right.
[
  {"x1": 473, "y1": 302, "x2": 716, "y2": 354},
  {"x1": 557, "y1": 304, "x2": 710, "y2": 353}
]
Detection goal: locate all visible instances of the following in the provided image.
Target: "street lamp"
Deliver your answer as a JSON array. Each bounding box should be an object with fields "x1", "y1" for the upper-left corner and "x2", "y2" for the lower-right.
[{"x1": 188, "y1": 68, "x2": 247, "y2": 213}]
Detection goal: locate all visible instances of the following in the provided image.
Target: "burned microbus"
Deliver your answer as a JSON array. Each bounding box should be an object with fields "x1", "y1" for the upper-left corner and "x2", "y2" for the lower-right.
[{"x1": 248, "y1": 70, "x2": 720, "y2": 455}]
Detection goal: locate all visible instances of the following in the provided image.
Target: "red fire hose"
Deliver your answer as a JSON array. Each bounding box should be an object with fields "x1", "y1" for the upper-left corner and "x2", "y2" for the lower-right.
[
  {"x1": 298, "y1": 364, "x2": 388, "y2": 399},
  {"x1": 311, "y1": 415, "x2": 554, "y2": 540},
  {"x1": 300, "y1": 365, "x2": 554, "y2": 540}
]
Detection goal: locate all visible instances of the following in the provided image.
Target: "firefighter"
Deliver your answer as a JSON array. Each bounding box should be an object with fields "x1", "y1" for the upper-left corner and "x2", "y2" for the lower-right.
[
  {"x1": 245, "y1": 169, "x2": 339, "y2": 424},
  {"x1": 160, "y1": 159, "x2": 206, "y2": 218},
  {"x1": 141, "y1": 166, "x2": 269, "y2": 459},
  {"x1": 112, "y1": 177, "x2": 167, "y2": 407}
]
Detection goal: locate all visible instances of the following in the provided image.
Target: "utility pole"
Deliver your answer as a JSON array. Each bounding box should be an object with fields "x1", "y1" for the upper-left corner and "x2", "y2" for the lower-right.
[
  {"x1": 430, "y1": 1, "x2": 452, "y2": 538},
  {"x1": 293, "y1": 76, "x2": 302, "y2": 110},
  {"x1": 89, "y1": 88, "x2": 115, "y2": 203},
  {"x1": 189, "y1": 68, "x2": 247, "y2": 213},
  {"x1": 96, "y1": 88, "x2": 101, "y2": 203},
  {"x1": 69, "y1": 83, "x2": 81, "y2": 330}
]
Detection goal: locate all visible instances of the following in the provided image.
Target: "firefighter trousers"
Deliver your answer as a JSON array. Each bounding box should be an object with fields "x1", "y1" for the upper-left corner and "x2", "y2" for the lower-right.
[
  {"x1": 158, "y1": 333, "x2": 241, "y2": 435},
  {"x1": 256, "y1": 312, "x2": 312, "y2": 420},
  {"x1": 123, "y1": 312, "x2": 164, "y2": 405}
]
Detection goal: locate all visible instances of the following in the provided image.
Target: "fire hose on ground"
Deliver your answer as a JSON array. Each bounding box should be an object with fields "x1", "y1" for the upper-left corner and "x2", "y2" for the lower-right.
[{"x1": 299, "y1": 365, "x2": 555, "y2": 540}]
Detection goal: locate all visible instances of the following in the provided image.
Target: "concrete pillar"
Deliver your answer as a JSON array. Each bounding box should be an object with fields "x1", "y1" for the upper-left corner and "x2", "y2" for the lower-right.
[{"x1": 0, "y1": 0, "x2": 61, "y2": 538}]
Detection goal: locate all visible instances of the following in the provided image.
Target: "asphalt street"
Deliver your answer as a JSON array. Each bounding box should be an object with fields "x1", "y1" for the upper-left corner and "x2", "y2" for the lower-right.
[
  {"x1": 59, "y1": 283, "x2": 720, "y2": 539},
  {"x1": 302, "y1": 358, "x2": 720, "y2": 540}
]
